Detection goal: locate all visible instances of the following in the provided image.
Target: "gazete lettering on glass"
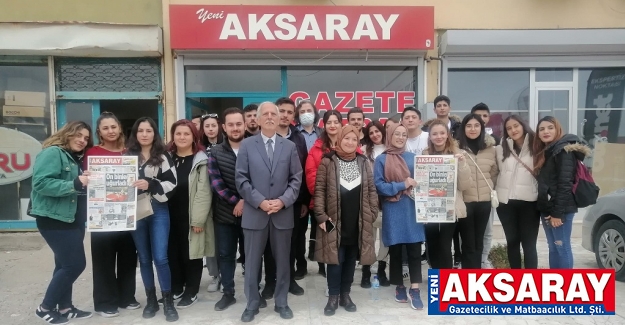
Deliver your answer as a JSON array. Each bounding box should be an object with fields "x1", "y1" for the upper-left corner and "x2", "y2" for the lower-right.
[{"x1": 170, "y1": 5, "x2": 435, "y2": 50}]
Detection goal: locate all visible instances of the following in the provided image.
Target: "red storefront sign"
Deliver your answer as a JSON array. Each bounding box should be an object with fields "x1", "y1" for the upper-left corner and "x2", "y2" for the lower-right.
[{"x1": 170, "y1": 5, "x2": 434, "y2": 50}]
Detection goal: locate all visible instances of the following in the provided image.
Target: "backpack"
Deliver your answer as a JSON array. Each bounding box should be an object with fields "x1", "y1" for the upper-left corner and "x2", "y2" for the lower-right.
[{"x1": 572, "y1": 160, "x2": 600, "y2": 208}]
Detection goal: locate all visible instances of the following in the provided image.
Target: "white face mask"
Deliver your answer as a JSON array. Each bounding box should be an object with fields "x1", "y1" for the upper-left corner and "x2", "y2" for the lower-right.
[{"x1": 299, "y1": 112, "x2": 315, "y2": 126}]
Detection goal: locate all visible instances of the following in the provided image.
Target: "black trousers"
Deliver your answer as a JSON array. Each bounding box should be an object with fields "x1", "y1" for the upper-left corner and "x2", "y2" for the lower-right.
[
  {"x1": 424, "y1": 223, "x2": 457, "y2": 269},
  {"x1": 91, "y1": 231, "x2": 138, "y2": 312},
  {"x1": 295, "y1": 210, "x2": 309, "y2": 271},
  {"x1": 458, "y1": 201, "x2": 492, "y2": 269},
  {"x1": 389, "y1": 243, "x2": 422, "y2": 285},
  {"x1": 497, "y1": 200, "x2": 540, "y2": 269},
  {"x1": 309, "y1": 210, "x2": 318, "y2": 258},
  {"x1": 326, "y1": 245, "x2": 358, "y2": 295},
  {"x1": 290, "y1": 203, "x2": 307, "y2": 279},
  {"x1": 169, "y1": 225, "x2": 203, "y2": 297}
]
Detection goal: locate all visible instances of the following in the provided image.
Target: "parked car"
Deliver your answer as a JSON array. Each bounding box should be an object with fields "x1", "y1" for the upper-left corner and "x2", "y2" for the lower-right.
[{"x1": 582, "y1": 188, "x2": 625, "y2": 281}]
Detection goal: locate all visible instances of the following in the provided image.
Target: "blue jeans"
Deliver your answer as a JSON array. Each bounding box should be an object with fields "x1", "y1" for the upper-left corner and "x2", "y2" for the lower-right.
[
  {"x1": 38, "y1": 227, "x2": 86, "y2": 310},
  {"x1": 216, "y1": 222, "x2": 241, "y2": 295},
  {"x1": 541, "y1": 213, "x2": 575, "y2": 269},
  {"x1": 131, "y1": 201, "x2": 171, "y2": 291}
]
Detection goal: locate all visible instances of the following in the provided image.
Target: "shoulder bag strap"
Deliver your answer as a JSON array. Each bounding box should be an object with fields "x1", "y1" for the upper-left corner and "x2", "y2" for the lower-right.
[
  {"x1": 464, "y1": 150, "x2": 494, "y2": 192},
  {"x1": 510, "y1": 150, "x2": 536, "y2": 179}
]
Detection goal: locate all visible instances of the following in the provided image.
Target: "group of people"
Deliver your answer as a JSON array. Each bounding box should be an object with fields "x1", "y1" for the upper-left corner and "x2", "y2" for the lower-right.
[{"x1": 30, "y1": 94, "x2": 590, "y2": 324}]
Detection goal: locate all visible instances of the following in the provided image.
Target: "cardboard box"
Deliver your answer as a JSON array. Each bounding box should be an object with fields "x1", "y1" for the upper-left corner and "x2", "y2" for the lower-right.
[
  {"x1": 4, "y1": 90, "x2": 47, "y2": 107},
  {"x1": 592, "y1": 142, "x2": 625, "y2": 196},
  {"x1": 3, "y1": 105, "x2": 45, "y2": 118}
]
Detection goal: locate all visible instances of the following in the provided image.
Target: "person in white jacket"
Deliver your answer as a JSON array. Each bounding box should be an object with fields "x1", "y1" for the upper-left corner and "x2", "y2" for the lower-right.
[{"x1": 495, "y1": 115, "x2": 540, "y2": 269}]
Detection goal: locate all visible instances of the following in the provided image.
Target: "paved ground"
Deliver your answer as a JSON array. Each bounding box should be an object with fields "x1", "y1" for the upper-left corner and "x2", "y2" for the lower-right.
[{"x1": 1, "y1": 231, "x2": 624, "y2": 325}]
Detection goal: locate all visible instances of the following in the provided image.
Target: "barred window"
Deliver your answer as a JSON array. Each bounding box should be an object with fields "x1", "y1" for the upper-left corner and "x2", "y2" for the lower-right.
[{"x1": 55, "y1": 58, "x2": 161, "y2": 92}]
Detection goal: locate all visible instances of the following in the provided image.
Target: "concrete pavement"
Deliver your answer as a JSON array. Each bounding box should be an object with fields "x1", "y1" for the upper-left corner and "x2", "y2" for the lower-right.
[{"x1": 1, "y1": 231, "x2": 624, "y2": 325}]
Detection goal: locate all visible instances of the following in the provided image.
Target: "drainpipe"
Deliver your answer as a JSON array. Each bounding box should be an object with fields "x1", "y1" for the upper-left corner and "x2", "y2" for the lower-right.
[{"x1": 161, "y1": 0, "x2": 175, "y2": 141}]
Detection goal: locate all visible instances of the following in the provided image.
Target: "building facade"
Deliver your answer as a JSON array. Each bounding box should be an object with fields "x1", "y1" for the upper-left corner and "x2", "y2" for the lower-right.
[
  {"x1": 164, "y1": 0, "x2": 625, "y2": 201},
  {"x1": 0, "y1": 0, "x2": 164, "y2": 228}
]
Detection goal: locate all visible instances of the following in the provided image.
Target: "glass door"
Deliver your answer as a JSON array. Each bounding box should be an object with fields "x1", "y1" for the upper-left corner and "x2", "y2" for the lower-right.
[
  {"x1": 243, "y1": 97, "x2": 278, "y2": 107},
  {"x1": 57, "y1": 100, "x2": 100, "y2": 130},
  {"x1": 534, "y1": 87, "x2": 573, "y2": 133}
]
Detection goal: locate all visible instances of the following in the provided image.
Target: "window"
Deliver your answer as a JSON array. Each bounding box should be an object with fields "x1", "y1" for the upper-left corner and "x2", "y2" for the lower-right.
[
  {"x1": 578, "y1": 68, "x2": 625, "y2": 144},
  {"x1": 185, "y1": 66, "x2": 282, "y2": 93},
  {"x1": 0, "y1": 62, "x2": 51, "y2": 221},
  {"x1": 448, "y1": 69, "x2": 530, "y2": 137},
  {"x1": 287, "y1": 66, "x2": 416, "y2": 122}
]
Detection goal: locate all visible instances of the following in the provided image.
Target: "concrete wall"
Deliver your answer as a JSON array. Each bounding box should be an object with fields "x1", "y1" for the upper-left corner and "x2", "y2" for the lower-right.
[{"x1": 0, "y1": 0, "x2": 163, "y2": 25}]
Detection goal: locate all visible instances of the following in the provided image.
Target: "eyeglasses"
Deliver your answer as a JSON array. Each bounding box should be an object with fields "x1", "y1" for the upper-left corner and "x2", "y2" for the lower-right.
[{"x1": 202, "y1": 113, "x2": 218, "y2": 119}]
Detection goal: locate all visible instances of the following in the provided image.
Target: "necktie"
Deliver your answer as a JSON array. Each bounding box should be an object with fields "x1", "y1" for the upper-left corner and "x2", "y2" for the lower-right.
[{"x1": 267, "y1": 138, "x2": 274, "y2": 165}]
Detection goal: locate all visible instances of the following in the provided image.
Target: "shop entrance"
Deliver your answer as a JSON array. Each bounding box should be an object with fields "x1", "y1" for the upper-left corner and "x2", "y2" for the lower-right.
[{"x1": 57, "y1": 99, "x2": 161, "y2": 142}]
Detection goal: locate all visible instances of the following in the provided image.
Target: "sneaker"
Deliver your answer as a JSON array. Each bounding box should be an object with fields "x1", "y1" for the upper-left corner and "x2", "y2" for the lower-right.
[
  {"x1": 207, "y1": 276, "x2": 221, "y2": 292},
  {"x1": 408, "y1": 288, "x2": 424, "y2": 310},
  {"x1": 120, "y1": 301, "x2": 141, "y2": 310},
  {"x1": 177, "y1": 295, "x2": 198, "y2": 309},
  {"x1": 35, "y1": 306, "x2": 69, "y2": 325},
  {"x1": 453, "y1": 261, "x2": 461, "y2": 269},
  {"x1": 96, "y1": 310, "x2": 119, "y2": 318},
  {"x1": 214, "y1": 294, "x2": 237, "y2": 311},
  {"x1": 158, "y1": 292, "x2": 183, "y2": 306},
  {"x1": 402, "y1": 265, "x2": 409, "y2": 279},
  {"x1": 59, "y1": 306, "x2": 93, "y2": 319},
  {"x1": 395, "y1": 285, "x2": 408, "y2": 303}
]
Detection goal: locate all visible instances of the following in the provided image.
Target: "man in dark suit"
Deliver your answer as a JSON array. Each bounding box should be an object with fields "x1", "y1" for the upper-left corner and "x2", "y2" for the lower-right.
[{"x1": 235, "y1": 102, "x2": 303, "y2": 322}]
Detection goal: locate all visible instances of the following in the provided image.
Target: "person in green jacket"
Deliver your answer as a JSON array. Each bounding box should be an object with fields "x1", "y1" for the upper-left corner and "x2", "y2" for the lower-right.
[
  {"x1": 31, "y1": 121, "x2": 94, "y2": 325},
  {"x1": 166, "y1": 119, "x2": 215, "y2": 309}
]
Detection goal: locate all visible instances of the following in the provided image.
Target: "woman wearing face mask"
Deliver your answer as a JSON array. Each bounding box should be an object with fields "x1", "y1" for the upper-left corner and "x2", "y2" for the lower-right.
[
  {"x1": 534, "y1": 116, "x2": 589, "y2": 269},
  {"x1": 360, "y1": 121, "x2": 390, "y2": 287},
  {"x1": 201, "y1": 114, "x2": 223, "y2": 156},
  {"x1": 374, "y1": 124, "x2": 425, "y2": 310},
  {"x1": 495, "y1": 115, "x2": 540, "y2": 269},
  {"x1": 166, "y1": 119, "x2": 214, "y2": 309},
  {"x1": 84, "y1": 112, "x2": 140, "y2": 318},
  {"x1": 126, "y1": 117, "x2": 179, "y2": 322},
  {"x1": 457, "y1": 114, "x2": 499, "y2": 269},
  {"x1": 305, "y1": 110, "x2": 344, "y2": 278},
  {"x1": 314, "y1": 125, "x2": 378, "y2": 316},
  {"x1": 422, "y1": 120, "x2": 472, "y2": 269},
  {"x1": 32, "y1": 121, "x2": 93, "y2": 324}
]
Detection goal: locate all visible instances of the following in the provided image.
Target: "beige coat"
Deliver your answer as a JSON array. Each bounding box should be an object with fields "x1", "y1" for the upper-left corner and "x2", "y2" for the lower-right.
[
  {"x1": 313, "y1": 153, "x2": 379, "y2": 266},
  {"x1": 462, "y1": 135, "x2": 499, "y2": 203},
  {"x1": 495, "y1": 135, "x2": 538, "y2": 204},
  {"x1": 423, "y1": 140, "x2": 473, "y2": 218},
  {"x1": 188, "y1": 152, "x2": 215, "y2": 260}
]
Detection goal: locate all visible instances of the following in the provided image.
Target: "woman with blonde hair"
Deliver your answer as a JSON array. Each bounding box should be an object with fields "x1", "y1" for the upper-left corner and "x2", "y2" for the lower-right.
[
  {"x1": 84, "y1": 112, "x2": 140, "y2": 318},
  {"x1": 422, "y1": 120, "x2": 472, "y2": 269},
  {"x1": 31, "y1": 121, "x2": 94, "y2": 324}
]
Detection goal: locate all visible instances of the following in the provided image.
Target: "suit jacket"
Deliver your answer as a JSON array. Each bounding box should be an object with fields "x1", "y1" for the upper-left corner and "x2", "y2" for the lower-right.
[{"x1": 235, "y1": 133, "x2": 303, "y2": 230}]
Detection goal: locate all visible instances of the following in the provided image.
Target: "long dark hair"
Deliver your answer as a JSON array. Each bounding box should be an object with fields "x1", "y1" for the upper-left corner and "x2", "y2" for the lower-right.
[
  {"x1": 95, "y1": 111, "x2": 125, "y2": 150},
  {"x1": 200, "y1": 114, "x2": 223, "y2": 147},
  {"x1": 320, "y1": 110, "x2": 343, "y2": 151},
  {"x1": 501, "y1": 115, "x2": 535, "y2": 161},
  {"x1": 363, "y1": 120, "x2": 385, "y2": 160},
  {"x1": 458, "y1": 113, "x2": 486, "y2": 152},
  {"x1": 168, "y1": 119, "x2": 205, "y2": 154},
  {"x1": 126, "y1": 117, "x2": 166, "y2": 166},
  {"x1": 533, "y1": 116, "x2": 564, "y2": 172}
]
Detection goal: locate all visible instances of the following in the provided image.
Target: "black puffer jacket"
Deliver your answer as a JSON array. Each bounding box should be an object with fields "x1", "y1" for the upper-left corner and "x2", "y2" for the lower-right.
[
  {"x1": 209, "y1": 141, "x2": 240, "y2": 225},
  {"x1": 536, "y1": 134, "x2": 591, "y2": 219}
]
